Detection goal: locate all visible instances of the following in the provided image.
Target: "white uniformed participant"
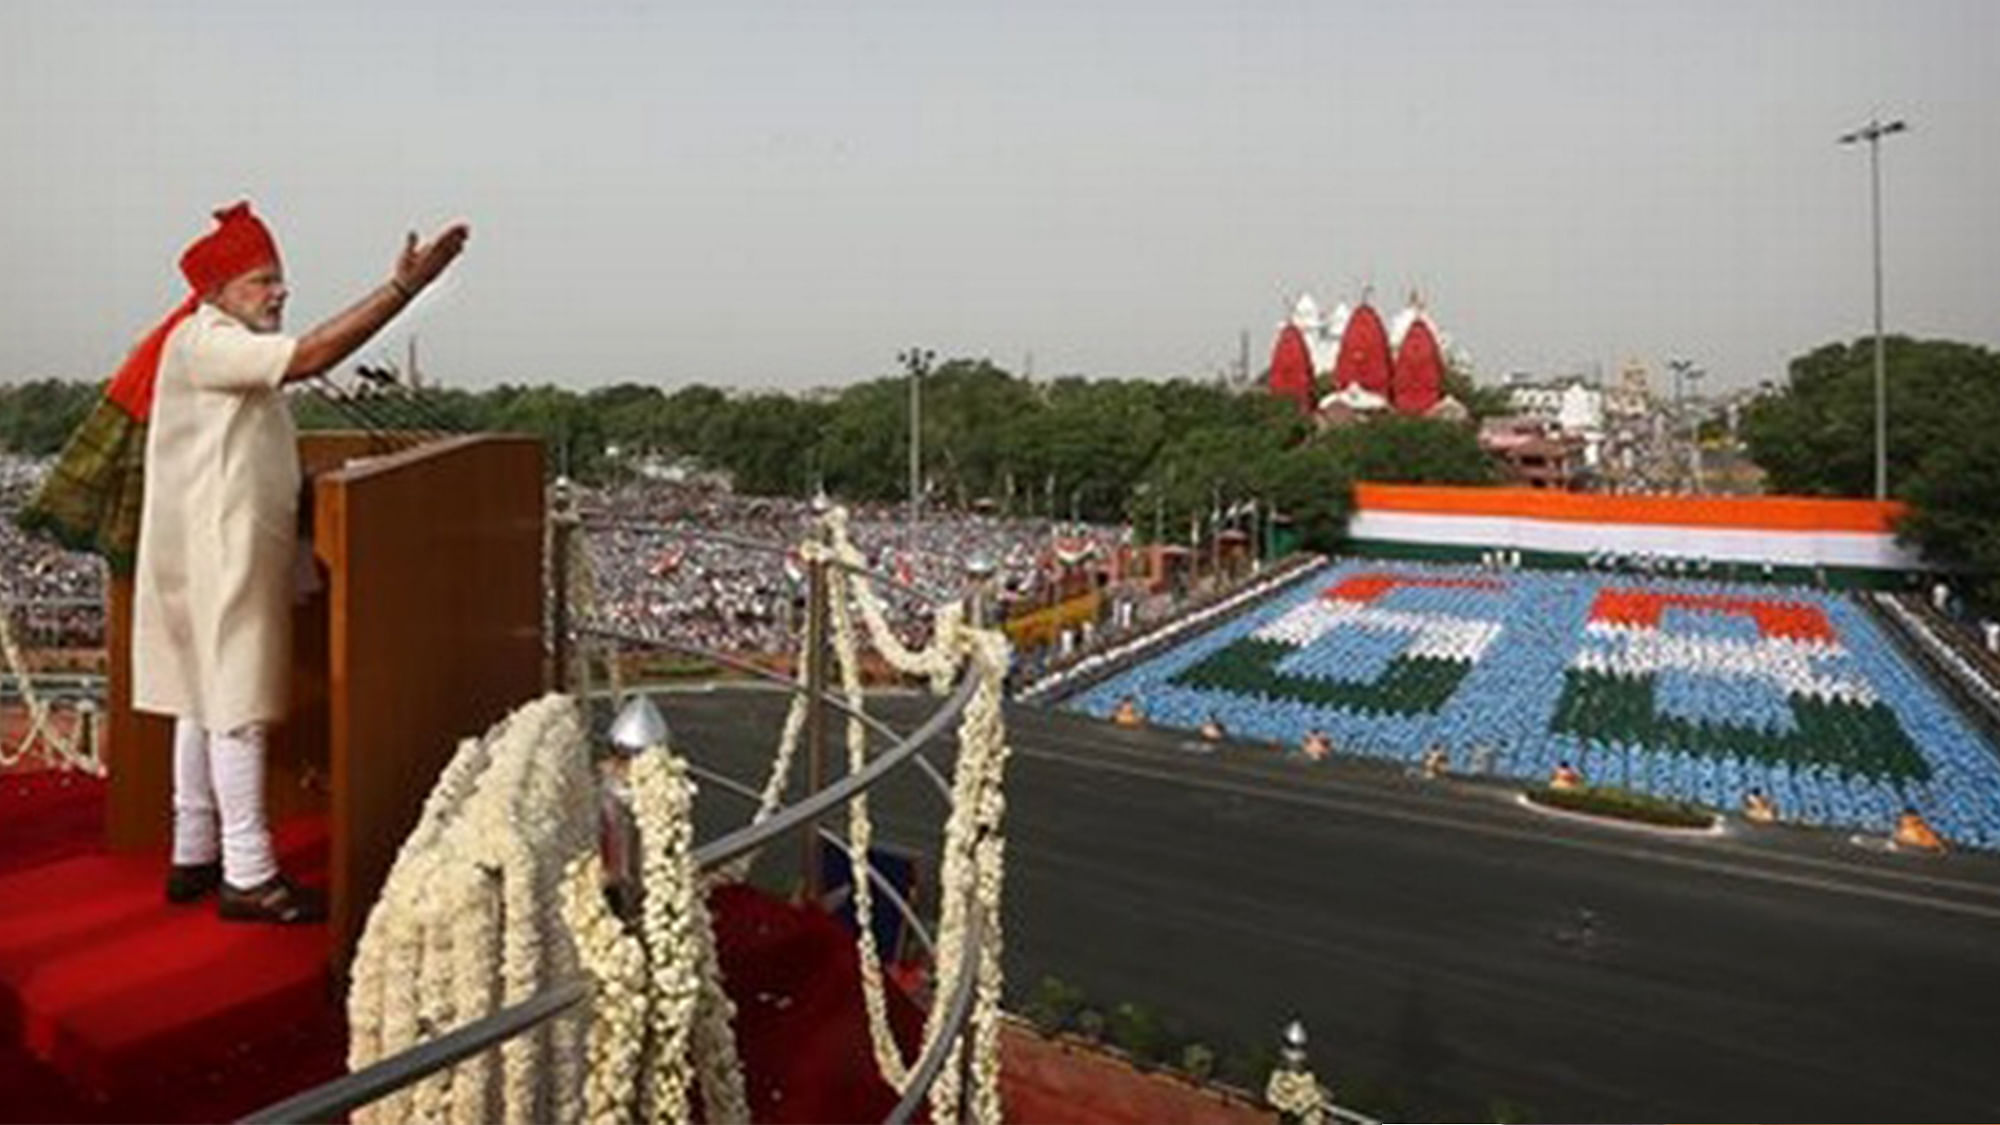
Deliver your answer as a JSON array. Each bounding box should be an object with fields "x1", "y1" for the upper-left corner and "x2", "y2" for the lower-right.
[{"x1": 134, "y1": 202, "x2": 468, "y2": 923}]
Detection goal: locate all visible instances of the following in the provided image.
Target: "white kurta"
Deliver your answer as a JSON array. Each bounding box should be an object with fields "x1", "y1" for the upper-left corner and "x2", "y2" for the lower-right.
[{"x1": 133, "y1": 303, "x2": 300, "y2": 731}]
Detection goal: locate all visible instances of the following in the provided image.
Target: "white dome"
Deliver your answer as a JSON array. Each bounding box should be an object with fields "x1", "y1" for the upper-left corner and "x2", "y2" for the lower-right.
[{"x1": 1289, "y1": 292, "x2": 1323, "y2": 330}]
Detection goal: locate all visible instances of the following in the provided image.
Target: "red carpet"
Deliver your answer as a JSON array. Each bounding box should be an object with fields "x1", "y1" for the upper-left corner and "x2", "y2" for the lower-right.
[
  {"x1": 0, "y1": 770, "x2": 107, "y2": 877},
  {"x1": 0, "y1": 773, "x2": 927, "y2": 1124},
  {"x1": 0, "y1": 796, "x2": 336, "y2": 1123},
  {"x1": 710, "y1": 882, "x2": 925, "y2": 1123}
]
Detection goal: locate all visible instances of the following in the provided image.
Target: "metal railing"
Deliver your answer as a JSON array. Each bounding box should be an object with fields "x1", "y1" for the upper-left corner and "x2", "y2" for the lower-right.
[{"x1": 240, "y1": 511, "x2": 992, "y2": 1124}]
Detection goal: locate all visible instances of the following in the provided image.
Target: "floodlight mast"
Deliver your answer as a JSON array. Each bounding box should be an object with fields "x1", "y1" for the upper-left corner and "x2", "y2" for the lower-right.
[{"x1": 1839, "y1": 117, "x2": 1908, "y2": 501}]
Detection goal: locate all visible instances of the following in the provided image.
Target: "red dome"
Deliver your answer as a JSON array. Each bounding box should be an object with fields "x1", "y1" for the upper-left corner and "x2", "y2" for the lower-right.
[
  {"x1": 1392, "y1": 316, "x2": 1444, "y2": 414},
  {"x1": 1331, "y1": 304, "x2": 1392, "y2": 398},
  {"x1": 1266, "y1": 324, "x2": 1315, "y2": 414}
]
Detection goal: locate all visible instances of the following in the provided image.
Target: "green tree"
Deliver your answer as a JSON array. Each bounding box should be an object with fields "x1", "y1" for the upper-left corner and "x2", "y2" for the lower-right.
[
  {"x1": 483, "y1": 384, "x2": 608, "y2": 480},
  {"x1": 586, "y1": 382, "x2": 669, "y2": 456},
  {"x1": 0, "y1": 379, "x2": 101, "y2": 456},
  {"x1": 705, "y1": 393, "x2": 830, "y2": 496},
  {"x1": 1323, "y1": 415, "x2": 1490, "y2": 485},
  {"x1": 1744, "y1": 336, "x2": 2000, "y2": 609},
  {"x1": 1899, "y1": 388, "x2": 2000, "y2": 609},
  {"x1": 1266, "y1": 442, "x2": 1357, "y2": 552},
  {"x1": 1442, "y1": 362, "x2": 1510, "y2": 420},
  {"x1": 657, "y1": 384, "x2": 730, "y2": 459},
  {"x1": 818, "y1": 378, "x2": 907, "y2": 500}
]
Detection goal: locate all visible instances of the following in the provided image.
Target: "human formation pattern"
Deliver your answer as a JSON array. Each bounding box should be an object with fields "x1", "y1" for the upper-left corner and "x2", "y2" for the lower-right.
[{"x1": 1070, "y1": 560, "x2": 2000, "y2": 848}]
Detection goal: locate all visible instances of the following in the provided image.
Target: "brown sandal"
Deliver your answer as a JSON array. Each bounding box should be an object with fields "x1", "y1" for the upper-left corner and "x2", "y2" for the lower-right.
[{"x1": 218, "y1": 873, "x2": 327, "y2": 925}]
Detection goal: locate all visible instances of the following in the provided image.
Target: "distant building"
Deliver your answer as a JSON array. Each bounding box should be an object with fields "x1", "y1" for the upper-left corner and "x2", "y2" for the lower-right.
[
  {"x1": 1603, "y1": 359, "x2": 1652, "y2": 421},
  {"x1": 1557, "y1": 382, "x2": 1604, "y2": 432},
  {"x1": 1479, "y1": 420, "x2": 1586, "y2": 490},
  {"x1": 1265, "y1": 290, "x2": 1461, "y2": 421}
]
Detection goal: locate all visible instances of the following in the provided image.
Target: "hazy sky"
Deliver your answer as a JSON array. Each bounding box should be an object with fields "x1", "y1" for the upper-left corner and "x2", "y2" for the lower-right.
[{"x1": 3, "y1": 1, "x2": 1995, "y2": 394}]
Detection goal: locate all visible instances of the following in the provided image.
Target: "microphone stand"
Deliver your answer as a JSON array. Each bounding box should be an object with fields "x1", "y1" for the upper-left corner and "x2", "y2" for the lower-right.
[
  {"x1": 354, "y1": 364, "x2": 464, "y2": 438},
  {"x1": 303, "y1": 376, "x2": 422, "y2": 455}
]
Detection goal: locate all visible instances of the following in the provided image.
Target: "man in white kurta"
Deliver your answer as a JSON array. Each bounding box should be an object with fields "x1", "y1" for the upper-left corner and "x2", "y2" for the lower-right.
[
  {"x1": 133, "y1": 299, "x2": 302, "y2": 915},
  {"x1": 134, "y1": 301, "x2": 300, "y2": 735},
  {"x1": 131, "y1": 201, "x2": 469, "y2": 923}
]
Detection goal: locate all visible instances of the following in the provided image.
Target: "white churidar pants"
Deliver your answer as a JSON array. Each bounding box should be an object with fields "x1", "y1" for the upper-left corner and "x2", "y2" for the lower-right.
[{"x1": 170, "y1": 717, "x2": 278, "y2": 889}]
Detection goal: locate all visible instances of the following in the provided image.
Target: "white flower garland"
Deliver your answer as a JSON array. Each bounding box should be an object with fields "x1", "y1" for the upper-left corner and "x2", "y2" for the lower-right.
[
  {"x1": 0, "y1": 591, "x2": 104, "y2": 775},
  {"x1": 918, "y1": 624, "x2": 1011, "y2": 1125},
  {"x1": 688, "y1": 903, "x2": 750, "y2": 1125},
  {"x1": 562, "y1": 743, "x2": 749, "y2": 1125},
  {"x1": 819, "y1": 506, "x2": 1013, "y2": 1124},
  {"x1": 1266, "y1": 1067, "x2": 1329, "y2": 1125},
  {"x1": 560, "y1": 853, "x2": 647, "y2": 1125},
  {"x1": 449, "y1": 861, "x2": 502, "y2": 1125},
  {"x1": 716, "y1": 538, "x2": 821, "y2": 886},
  {"x1": 826, "y1": 560, "x2": 912, "y2": 1089},
  {"x1": 347, "y1": 694, "x2": 596, "y2": 1125},
  {"x1": 634, "y1": 749, "x2": 701, "y2": 1123},
  {"x1": 412, "y1": 858, "x2": 459, "y2": 1123}
]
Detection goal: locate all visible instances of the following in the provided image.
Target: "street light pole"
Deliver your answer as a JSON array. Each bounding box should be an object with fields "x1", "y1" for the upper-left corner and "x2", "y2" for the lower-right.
[
  {"x1": 1840, "y1": 117, "x2": 1907, "y2": 500},
  {"x1": 899, "y1": 347, "x2": 935, "y2": 547},
  {"x1": 1667, "y1": 358, "x2": 1692, "y2": 492},
  {"x1": 1686, "y1": 366, "x2": 1706, "y2": 494}
]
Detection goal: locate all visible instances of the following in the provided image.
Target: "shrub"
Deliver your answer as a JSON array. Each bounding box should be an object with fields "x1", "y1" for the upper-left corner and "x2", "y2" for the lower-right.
[
  {"x1": 1075, "y1": 1007, "x2": 1106, "y2": 1042},
  {"x1": 1108, "y1": 1001, "x2": 1170, "y2": 1065},
  {"x1": 1180, "y1": 1043, "x2": 1216, "y2": 1081},
  {"x1": 1527, "y1": 784, "x2": 1715, "y2": 829},
  {"x1": 1021, "y1": 975, "x2": 1086, "y2": 1036},
  {"x1": 1217, "y1": 1043, "x2": 1277, "y2": 1090}
]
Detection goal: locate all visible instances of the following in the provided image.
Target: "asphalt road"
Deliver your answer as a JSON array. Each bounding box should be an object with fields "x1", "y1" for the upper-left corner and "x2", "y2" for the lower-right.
[{"x1": 658, "y1": 687, "x2": 2000, "y2": 1122}]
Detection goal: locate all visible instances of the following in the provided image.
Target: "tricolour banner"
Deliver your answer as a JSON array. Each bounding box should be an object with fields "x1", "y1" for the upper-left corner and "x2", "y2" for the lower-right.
[{"x1": 1349, "y1": 484, "x2": 1920, "y2": 571}]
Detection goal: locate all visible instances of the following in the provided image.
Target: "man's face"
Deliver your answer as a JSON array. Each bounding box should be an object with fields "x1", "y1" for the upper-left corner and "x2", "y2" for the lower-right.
[{"x1": 212, "y1": 264, "x2": 287, "y2": 332}]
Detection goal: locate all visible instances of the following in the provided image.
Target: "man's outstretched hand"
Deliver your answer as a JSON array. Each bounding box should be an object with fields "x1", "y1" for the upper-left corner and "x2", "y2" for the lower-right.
[{"x1": 393, "y1": 222, "x2": 471, "y2": 295}]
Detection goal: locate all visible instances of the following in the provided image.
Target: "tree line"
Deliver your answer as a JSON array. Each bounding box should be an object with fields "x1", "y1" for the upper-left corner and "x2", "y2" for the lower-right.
[
  {"x1": 8, "y1": 336, "x2": 1994, "y2": 583},
  {"x1": 1741, "y1": 335, "x2": 2000, "y2": 608},
  {"x1": 0, "y1": 360, "x2": 1493, "y2": 551}
]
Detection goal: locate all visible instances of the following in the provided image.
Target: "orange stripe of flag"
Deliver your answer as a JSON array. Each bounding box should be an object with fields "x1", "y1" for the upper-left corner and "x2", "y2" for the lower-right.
[{"x1": 1354, "y1": 483, "x2": 1904, "y2": 534}]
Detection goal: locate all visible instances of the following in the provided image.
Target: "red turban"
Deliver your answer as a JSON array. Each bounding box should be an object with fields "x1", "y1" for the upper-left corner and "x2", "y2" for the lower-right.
[
  {"x1": 178, "y1": 201, "x2": 282, "y2": 293},
  {"x1": 102, "y1": 202, "x2": 283, "y2": 420}
]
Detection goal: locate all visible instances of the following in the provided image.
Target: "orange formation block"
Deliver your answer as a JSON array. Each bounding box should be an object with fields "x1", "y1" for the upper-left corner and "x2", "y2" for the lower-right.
[
  {"x1": 1893, "y1": 809, "x2": 1945, "y2": 852},
  {"x1": 1742, "y1": 789, "x2": 1778, "y2": 823},
  {"x1": 1421, "y1": 746, "x2": 1449, "y2": 779}
]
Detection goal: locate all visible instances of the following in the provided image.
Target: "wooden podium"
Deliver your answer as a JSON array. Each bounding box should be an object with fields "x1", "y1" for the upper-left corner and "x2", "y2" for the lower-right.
[{"x1": 103, "y1": 433, "x2": 546, "y2": 963}]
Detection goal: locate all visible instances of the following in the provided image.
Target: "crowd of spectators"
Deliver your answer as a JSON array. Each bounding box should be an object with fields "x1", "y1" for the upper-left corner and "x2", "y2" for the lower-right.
[
  {"x1": 573, "y1": 480, "x2": 1127, "y2": 657},
  {"x1": 1, "y1": 455, "x2": 1140, "y2": 659},
  {"x1": 1, "y1": 456, "x2": 105, "y2": 648}
]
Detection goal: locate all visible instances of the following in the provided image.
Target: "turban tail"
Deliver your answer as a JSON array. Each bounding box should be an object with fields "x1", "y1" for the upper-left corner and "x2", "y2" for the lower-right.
[{"x1": 14, "y1": 202, "x2": 281, "y2": 575}]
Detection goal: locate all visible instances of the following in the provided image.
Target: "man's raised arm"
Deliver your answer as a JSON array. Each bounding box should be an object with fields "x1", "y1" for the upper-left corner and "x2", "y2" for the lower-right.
[{"x1": 284, "y1": 222, "x2": 469, "y2": 383}]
